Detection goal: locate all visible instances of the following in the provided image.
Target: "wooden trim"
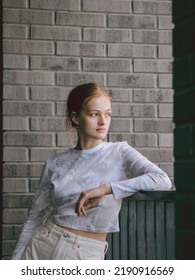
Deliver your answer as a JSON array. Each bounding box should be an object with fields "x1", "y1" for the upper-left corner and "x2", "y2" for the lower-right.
[{"x1": 126, "y1": 190, "x2": 175, "y2": 201}]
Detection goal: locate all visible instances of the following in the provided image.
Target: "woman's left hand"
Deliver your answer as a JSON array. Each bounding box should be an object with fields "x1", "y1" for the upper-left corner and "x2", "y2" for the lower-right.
[{"x1": 75, "y1": 183, "x2": 112, "y2": 216}]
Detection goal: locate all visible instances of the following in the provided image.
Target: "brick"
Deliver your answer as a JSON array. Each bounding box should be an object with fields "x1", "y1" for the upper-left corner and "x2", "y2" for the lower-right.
[
  {"x1": 30, "y1": 148, "x2": 62, "y2": 162},
  {"x1": 108, "y1": 15, "x2": 156, "y2": 29},
  {"x1": 3, "y1": 24, "x2": 28, "y2": 39},
  {"x1": 3, "y1": 147, "x2": 28, "y2": 162},
  {"x1": 3, "y1": 178, "x2": 28, "y2": 193},
  {"x1": 3, "y1": 9, "x2": 54, "y2": 24},
  {"x1": 56, "y1": 12, "x2": 106, "y2": 27},
  {"x1": 56, "y1": 102, "x2": 66, "y2": 116},
  {"x1": 3, "y1": 194, "x2": 34, "y2": 208},
  {"x1": 30, "y1": 86, "x2": 70, "y2": 101},
  {"x1": 83, "y1": 0, "x2": 132, "y2": 13},
  {"x1": 3, "y1": 0, "x2": 28, "y2": 8},
  {"x1": 158, "y1": 74, "x2": 172, "y2": 88},
  {"x1": 3, "y1": 70, "x2": 55, "y2": 85},
  {"x1": 30, "y1": 0, "x2": 80, "y2": 11},
  {"x1": 31, "y1": 117, "x2": 65, "y2": 131},
  {"x1": 3, "y1": 241, "x2": 16, "y2": 257},
  {"x1": 56, "y1": 72, "x2": 106, "y2": 86},
  {"x1": 108, "y1": 74, "x2": 156, "y2": 88},
  {"x1": 30, "y1": 179, "x2": 39, "y2": 192},
  {"x1": 57, "y1": 42, "x2": 106, "y2": 57},
  {"x1": 4, "y1": 39, "x2": 54, "y2": 55},
  {"x1": 31, "y1": 56, "x2": 80, "y2": 71},
  {"x1": 109, "y1": 119, "x2": 131, "y2": 132},
  {"x1": 4, "y1": 54, "x2": 28, "y2": 69},
  {"x1": 109, "y1": 89, "x2": 131, "y2": 102},
  {"x1": 83, "y1": 58, "x2": 131, "y2": 72},
  {"x1": 31, "y1": 26, "x2": 81, "y2": 41},
  {"x1": 158, "y1": 163, "x2": 174, "y2": 177},
  {"x1": 138, "y1": 149, "x2": 173, "y2": 163},
  {"x1": 158, "y1": 45, "x2": 173, "y2": 59},
  {"x1": 3, "y1": 116, "x2": 29, "y2": 130},
  {"x1": 109, "y1": 133, "x2": 157, "y2": 147},
  {"x1": 134, "y1": 59, "x2": 172, "y2": 73},
  {"x1": 134, "y1": 119, "x2": 173, "y2": 133},
  {"x1": 3, "y1": 225, "x2": 22, "y2": 240},
  {"x1": 159, "y1": 104, "x2": 173, "y2": 118},
  {"x1": 134, "y1": 1, "x2": 172, "y2": 15},
  {"x1": 3, "y1": 209, "x2": 27, "y2": 224},
  {"x1": 158, "y1": 16, "x2": 173, "y2": 29},
  {"x1": 3, "y1": 163, "x2": 44, "y2": 177},
  {"x1": 83, "y1": 28, "x2": 131, "y2": 43},
  {"x1": 57, "y1": 132, "x2": 77, "y2": 147},
  {"x1": 108, "y1": 44, "x2": 156, "y2": 58},
  {"x1": 159, "y1": 133, "x2": 173, "y2": 147},
  {"x1": 112, "y1": 103, "x2": 156, "y2": 118},
  {"x1": 3, "y1": 101, "x2": 54, "y2": 116},
  {"x1": 3, "y1": 85, "x2": 29, "y2": 100},
  {"x1": 134, "y1": 30, "x2": 172, "y2": 44},
  {"x1": 3, "y1": 132, "x2": 55, "y2": 146},
  {"x1": 133, "y1": 89, "x2": 173, "y2": 103}
]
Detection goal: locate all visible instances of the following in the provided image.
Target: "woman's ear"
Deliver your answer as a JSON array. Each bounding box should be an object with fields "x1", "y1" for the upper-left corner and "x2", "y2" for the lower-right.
[{"x1": 71, "y1": 112, "x2": 79, "y2": 127}]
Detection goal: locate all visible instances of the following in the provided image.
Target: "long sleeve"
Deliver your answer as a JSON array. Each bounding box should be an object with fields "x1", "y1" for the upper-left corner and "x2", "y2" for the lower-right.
[
  {"x1": 111, "y1": 142, "x2": 172, "y2": 200},
  {"x1": 11, "y1": 161, "x2": 53, "y2": 260}
]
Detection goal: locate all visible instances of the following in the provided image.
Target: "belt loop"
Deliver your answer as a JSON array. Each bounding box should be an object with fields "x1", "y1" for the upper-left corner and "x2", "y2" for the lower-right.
[{"x1": 72, "y1": 236, "x2": 79, "y2": 250}]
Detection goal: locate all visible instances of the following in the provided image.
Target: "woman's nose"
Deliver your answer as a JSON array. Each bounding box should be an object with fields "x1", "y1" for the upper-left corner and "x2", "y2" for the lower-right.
[{"x1": 98, "y1": 115, "x2": 105, "y2": 124}]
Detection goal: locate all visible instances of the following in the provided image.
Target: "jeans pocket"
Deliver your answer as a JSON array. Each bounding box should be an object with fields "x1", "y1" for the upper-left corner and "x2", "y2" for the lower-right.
[
  {"x1": 51, "y1": 235, "x2": 73, "y2": 260},
  {"x1": 78, "y1": 243, "x2": 106, "y2": 260}
]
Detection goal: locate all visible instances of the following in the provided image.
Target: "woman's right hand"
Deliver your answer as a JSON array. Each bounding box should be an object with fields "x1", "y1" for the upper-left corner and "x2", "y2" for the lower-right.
[{"x1": 75, "y1": 183, "x2": 112, "y2": 216}]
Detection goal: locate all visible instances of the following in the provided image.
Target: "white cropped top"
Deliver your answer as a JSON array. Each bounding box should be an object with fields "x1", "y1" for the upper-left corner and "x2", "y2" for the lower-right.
[{"x1": 12, "y1": 141, "x2": 171, "y2": 259}]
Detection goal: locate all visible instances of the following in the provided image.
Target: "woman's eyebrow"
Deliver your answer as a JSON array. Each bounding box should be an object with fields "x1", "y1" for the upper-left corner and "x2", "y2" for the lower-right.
[{"x1": 87, "y1": 109, "x2": 112, "y2": 112}]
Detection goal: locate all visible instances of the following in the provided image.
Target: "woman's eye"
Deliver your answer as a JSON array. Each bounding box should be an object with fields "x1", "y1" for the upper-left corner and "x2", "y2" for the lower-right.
[{"x1": 89, "y1": 112, "x2": 111, "y2": 117}]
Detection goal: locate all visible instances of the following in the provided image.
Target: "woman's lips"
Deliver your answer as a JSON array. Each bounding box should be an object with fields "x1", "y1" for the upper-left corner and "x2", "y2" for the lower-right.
[{"x1": 96, "y1": 129, "x2": 106, "y2": 133}]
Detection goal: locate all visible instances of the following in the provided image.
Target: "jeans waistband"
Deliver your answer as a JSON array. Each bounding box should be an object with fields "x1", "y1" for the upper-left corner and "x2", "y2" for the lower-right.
[{"x1": 44, "y1": 219, "x2": 108, "y2": 253}]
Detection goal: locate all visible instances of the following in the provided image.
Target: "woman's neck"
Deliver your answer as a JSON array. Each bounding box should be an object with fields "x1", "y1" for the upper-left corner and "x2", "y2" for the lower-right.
[{"x1": 74, "y1": 138, "x2": 103, "y2": 150}]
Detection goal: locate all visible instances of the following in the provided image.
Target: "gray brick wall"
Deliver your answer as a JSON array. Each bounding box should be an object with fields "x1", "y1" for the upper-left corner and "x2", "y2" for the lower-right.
[{"x1": 2, "y1": 0, "x2": 174, "y2": 259}]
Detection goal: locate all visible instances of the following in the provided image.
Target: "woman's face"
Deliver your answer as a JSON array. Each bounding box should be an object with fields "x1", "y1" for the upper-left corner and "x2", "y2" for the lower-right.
[{"x1": 76, "y1": 94, "x2": 112, "y2": 146}]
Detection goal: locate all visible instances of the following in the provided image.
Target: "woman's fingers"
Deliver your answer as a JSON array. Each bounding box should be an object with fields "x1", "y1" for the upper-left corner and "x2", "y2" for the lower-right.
[
  {"x1": 75, "y1": 192, "x2": 87, "y2": 216},
  {"x1": 83, "y1": 197, "x2": 100, "y2": 210},
  {"x1": 80, "y1": 205, "x2": 87, "y2": 216},
  {"x1": 75, "y1": 192, "x2": 101, "y2": 216},
  {"x1": 75, "y1": 185, "x2": 111, "y2": 216}
]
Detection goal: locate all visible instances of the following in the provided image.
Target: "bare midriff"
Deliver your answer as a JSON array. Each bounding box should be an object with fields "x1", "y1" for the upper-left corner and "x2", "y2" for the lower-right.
[{"x1": 57, "y1": 225, "x2": 107, "y2": 241}]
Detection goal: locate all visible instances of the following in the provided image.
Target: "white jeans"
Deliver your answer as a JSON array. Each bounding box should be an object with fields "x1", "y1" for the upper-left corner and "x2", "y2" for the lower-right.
[{"x1": 22, "y1": 219, "x2": 108, "y2": 260}]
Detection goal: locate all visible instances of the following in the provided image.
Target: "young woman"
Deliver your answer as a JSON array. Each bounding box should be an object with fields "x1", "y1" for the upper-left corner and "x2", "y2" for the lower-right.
[{"x1": 11, "y1": 83, "x2": 171, "y2": 260}]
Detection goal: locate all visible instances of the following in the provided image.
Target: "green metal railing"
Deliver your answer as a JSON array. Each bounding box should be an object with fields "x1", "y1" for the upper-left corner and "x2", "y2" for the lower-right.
[{"x1": 106, "y1": 191, "x2": 175, "y2": 260}]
